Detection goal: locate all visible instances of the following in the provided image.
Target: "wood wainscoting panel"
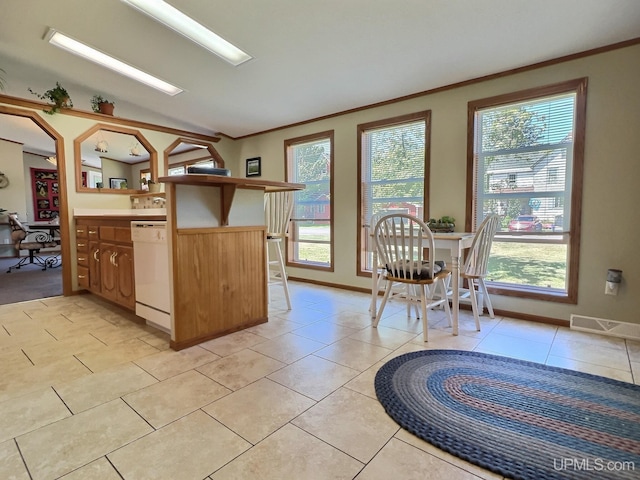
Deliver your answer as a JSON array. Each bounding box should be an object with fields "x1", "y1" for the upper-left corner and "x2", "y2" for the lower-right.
[{"x1": 172, "y1": 225, "x2": 267, "y2": 349}]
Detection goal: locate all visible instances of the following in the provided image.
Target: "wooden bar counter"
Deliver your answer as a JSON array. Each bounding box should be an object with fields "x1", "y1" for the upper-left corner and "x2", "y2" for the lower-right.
[{"x1": 159, "y1": 174, "x2": 304, "y2": 350}]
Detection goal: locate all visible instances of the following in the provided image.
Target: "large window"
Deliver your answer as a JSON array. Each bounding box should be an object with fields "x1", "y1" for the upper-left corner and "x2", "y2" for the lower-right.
[
  {"x1": 468, "y1": 78, "x2": 587, "y2": 302},
  {"x1": 358, "y1": 111, "x2": 430, "y2": 276},
  {"x1": 285, "y1": 131, "x2": 334, "y2": 270}
]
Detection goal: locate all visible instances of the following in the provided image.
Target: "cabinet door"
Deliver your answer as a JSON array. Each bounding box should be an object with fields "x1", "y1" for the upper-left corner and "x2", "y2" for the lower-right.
[
  {"x1": 100, "y1": 242, "x2": 118, "y2": 302},
  {"x1": 89, "y1": 242, "x2": 101, "y2": 292},
  {"x1": 115, "y1": 245, "x2": 135, "y2": 310}
]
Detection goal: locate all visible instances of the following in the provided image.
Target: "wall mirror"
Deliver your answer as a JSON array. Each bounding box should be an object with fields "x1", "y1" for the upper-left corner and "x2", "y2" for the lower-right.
[
  {"x1": 74, "y1": 123, "x2": 157, "y2": 193},
  {"x1": 163, "y1": 137, "x2": 224, "y2": 177}
]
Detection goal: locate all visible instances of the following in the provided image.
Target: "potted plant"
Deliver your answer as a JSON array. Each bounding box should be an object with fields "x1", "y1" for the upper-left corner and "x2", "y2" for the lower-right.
[
  {"x1": 428, "y1": 216, "x2": 456, "y2": 232},
  {"x1": 28, "y1": 82, "x2": 73, "y2": 115},
  {"x1": 147, "y1": 179, "x2": 161, "y2": 193},
  {"x1": 90, "y1": 94, "x2": 115, "y2": 115}
]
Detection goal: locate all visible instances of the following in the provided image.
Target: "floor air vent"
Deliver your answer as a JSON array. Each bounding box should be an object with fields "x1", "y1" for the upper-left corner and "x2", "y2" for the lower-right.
[{"x1": 570, "y1": 314, "x2": 640, "y2": 341}]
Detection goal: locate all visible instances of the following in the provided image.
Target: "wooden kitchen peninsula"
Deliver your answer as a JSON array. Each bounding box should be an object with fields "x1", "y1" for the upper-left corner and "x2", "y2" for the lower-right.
[{"x1": 159, "y1": 174, "x2": 305, "y2": 350}]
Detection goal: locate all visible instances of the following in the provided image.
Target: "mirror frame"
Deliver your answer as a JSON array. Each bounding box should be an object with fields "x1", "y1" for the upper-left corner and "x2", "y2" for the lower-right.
[
  {"x1": 74, "y1": 123, "x2": 157, "y2": 193},
  {"x1": 163, "y1": 137, "x2": 224, "y2": 176}
]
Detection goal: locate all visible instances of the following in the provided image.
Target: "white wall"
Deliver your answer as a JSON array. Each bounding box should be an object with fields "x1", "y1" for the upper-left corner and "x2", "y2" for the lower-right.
[
  {"x1": 0, "y1": 139, "x2": 27, "y2": 217},
  {"x1": 234, "y1": 43, "x2": 640, "y2": 325}
]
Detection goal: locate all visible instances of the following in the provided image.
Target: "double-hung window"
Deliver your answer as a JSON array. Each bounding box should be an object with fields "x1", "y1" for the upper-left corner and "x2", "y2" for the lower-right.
[
  {"x1": 468, "y1": 78, "x2": 587, "y2": 302},
  {"x1": 285, "y1": 131, "x2": 334, "y2": 270},
  {"x1": 357, "y1": 111, "x2": 430, "y2": 276}
]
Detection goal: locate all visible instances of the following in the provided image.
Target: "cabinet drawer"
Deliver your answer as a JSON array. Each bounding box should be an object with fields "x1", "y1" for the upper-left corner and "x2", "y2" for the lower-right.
[
  {"x1": 77, "y1": 265, "x2": 89, "y2": 288},
  {"x1": 77, "y1": 251, "x2": 89, "y2": 267},
  {"x1": 76, "y1": 226, "x2": 88, "y2": 239},
  {"x1": 100, "y1": 226, "x2": 132, "y2": 243},
  {"x1": 76, "y1": 240, "x2": 89, "y2": 252},
  {"x1": 88, "y1": 226, "x2": 100, "y2": 241}
]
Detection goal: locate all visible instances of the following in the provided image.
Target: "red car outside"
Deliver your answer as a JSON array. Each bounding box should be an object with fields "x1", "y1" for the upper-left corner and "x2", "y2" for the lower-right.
[{"x1": 508, "y1": 215, "x2": 542, "y2": 232}]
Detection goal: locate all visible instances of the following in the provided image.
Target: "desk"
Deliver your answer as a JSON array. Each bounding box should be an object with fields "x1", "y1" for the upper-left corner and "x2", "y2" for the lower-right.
[
  {"x1": 28, "y1": 223, "x2": 61, "y2": 243},
  {"x1": 371, "y1": 231, "x2": 475, "y2": 336}
]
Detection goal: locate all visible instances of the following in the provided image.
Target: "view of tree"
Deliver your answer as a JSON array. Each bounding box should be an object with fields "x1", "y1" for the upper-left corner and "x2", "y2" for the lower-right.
[
  {"x1": 482, "y1": 107, "x2": 547, "y2": 151},
  {"x1": 291, "y1": 141, "x2": 330, "y2": 220},
  {"x1": 367, "y1": 123, "x2": 425, "y2": 213}
]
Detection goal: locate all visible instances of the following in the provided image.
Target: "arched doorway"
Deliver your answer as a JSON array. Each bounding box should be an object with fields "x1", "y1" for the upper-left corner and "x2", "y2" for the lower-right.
[{"x1": 0, "y1": 105, "x2": 71, "y2": 300}]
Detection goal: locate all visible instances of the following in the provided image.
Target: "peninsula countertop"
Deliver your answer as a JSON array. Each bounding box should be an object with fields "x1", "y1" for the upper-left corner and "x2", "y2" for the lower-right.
[{"x1": 158, "y1": 174, "x2": 305, "y2": 192}]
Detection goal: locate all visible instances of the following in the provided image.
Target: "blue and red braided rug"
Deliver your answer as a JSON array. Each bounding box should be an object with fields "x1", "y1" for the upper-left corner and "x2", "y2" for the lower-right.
[{"x1": 375, "y1": 350, "x2": 640, "y2": 480}]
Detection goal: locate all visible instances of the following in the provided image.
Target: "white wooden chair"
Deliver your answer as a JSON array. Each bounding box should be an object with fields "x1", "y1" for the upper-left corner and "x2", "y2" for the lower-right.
[
  {"x1": 456, "y1": 213, "x2": 501, "y2": 331},
  {"x1": 373, "y1": 213, "x2": 452, "y2": 342},
  {"x1": 368, "y1": 211, "x2": 420, "y2": 319},
  {"x1": 264, "y1": 191, "x2": 294, "y2": 310}
]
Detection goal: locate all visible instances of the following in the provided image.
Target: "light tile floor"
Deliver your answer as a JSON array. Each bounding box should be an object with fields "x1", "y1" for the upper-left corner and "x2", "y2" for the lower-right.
[{"x1": 1, "y1": 283, "x2": 638, "y2": 479}]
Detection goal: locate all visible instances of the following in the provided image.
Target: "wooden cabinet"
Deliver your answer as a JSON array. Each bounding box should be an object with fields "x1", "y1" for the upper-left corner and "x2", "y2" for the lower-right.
[
  {"x1": 99, "y1": 242, "x2": 135, "y2": 310},
  {"x1": 159, "y1": 174, "x2": 304, "y2": 350},
  {"x1": 75, "y1": 215, "x2": 162, "y2": 311},
  {"x1": 75, "y1": 225, "x2": 90, "y2": 289},
  {"x1": 89, "y1": 242, "x2": 101, "y2": 291}
]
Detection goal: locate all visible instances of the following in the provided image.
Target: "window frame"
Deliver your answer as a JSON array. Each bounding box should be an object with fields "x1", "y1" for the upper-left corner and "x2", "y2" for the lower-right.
[
  {"x1": 357, "y1": 111, "x2": 431, "y2": 279},
  {"x1": 466, "y1": 78, "x2": 587, "y2": 303},
  {"x1": 284, "y1": 130, "x2": 335, "y2": 271}
]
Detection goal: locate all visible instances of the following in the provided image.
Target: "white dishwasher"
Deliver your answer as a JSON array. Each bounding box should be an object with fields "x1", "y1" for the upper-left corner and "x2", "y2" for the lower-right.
[{"x1": 131, "y1": 221, "x2": 171, "y2": 333}]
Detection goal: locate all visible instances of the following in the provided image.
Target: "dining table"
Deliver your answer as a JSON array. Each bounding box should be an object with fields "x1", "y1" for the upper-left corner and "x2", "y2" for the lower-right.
[{"x1": 370, "y1": 231, "x2": 475, "y2": 336}]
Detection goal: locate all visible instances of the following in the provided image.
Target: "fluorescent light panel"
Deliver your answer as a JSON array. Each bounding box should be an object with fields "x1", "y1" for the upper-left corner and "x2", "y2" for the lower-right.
[
  {"x1": 120, "y1": 0, "x2": 252, "y2": 66},
  {"x1": 46, "y1": 29, "x2": 183, "y2": 96}
]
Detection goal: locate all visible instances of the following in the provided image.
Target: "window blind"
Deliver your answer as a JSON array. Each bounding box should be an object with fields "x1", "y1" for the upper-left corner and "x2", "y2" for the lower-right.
[{"x1": 474, "y1": 93, "x2": 575, "y2": 230}]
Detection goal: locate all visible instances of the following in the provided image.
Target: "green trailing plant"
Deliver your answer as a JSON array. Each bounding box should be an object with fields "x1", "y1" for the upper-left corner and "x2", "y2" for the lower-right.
[
  {"x1": 428, "y1": 216, "x2": 456, "y2": 232},
  {"x1": 28, "y1": 82, "x2": 73, "y2": 114},
  {"x1": 0, "y1": 68, "x2": 6, "y2": 91},
  {"x1": 90, "y1": 94, "x2": 115, "y2": 113}
]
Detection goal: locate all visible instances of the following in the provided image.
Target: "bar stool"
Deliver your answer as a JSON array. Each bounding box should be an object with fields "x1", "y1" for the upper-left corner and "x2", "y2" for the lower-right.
[{"x1": 264, "y1": 191, "x2": 294, "y2": 310}]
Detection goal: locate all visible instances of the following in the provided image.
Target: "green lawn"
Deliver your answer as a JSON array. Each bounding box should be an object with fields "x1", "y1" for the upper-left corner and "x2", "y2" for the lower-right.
[{"x1": 488, "y1": 241, "x2": 567, "y2": 289}]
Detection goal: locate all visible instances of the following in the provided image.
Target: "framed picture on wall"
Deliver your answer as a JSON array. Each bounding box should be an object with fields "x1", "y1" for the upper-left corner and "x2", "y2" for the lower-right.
[
  {"x1": 31, "y1": 167, "x2": 59, "y2": 220},
  {"x1": 109, "y1": 177, "x2": 127, "y2": 189},
  {"x1": 246, "y1": 157, "x2": 261, "y2": 177}
]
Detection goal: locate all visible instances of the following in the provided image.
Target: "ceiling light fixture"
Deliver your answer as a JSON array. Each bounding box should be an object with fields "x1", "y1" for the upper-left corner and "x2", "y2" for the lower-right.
[
  {"x1": 95, "y1": 140, "x2": 109, "y2": 153},
  {"x1": 45, "y1": 28, "x2": 183, "y2": 96},
  {"x1": 46, "y1": 156, "x2": 57, "y2": 166},
  {"x1": 120, "y1": 0, "x2": 252, "y2": 66},
  {"x1": 129, "y1": 143, "x2": 142, "y2": 156}
]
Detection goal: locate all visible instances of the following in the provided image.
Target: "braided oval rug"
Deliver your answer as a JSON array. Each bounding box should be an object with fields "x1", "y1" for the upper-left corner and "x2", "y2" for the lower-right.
[{"x1": 375, "y1": 350, "x2": 640, "y2": 480}]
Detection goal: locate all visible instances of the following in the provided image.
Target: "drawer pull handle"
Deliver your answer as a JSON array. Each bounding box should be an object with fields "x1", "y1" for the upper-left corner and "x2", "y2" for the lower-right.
[
  {"x1": 93, "y1": 250, "x2": 99, "y2": 261},
  {"x1": 78, "y1": 275, "x2": 86, "y2": 279},
  {"x1": 78, "y1": 243, "x2": 86, "y2": 247},
  {"x1": 78, "y1": 257, "x2": 86, "y2": 262}
]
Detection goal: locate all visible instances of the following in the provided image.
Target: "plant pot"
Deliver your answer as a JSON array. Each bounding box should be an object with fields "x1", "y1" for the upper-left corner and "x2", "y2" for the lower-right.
[
  {"x1": 98, "y1": 102, "x2": 114, "y2": 115},
  {"x1": 148, "y1": 183, "x2": 161, "y2": 193},
  {"x1": 429, "y1": 223, "x2": 455, "y2": 233}
]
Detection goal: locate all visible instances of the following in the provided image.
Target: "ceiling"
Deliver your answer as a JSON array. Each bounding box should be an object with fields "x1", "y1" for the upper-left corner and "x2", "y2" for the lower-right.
[{"x1": 1, "y1": 0, "x2": 640, "y2": 158}]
